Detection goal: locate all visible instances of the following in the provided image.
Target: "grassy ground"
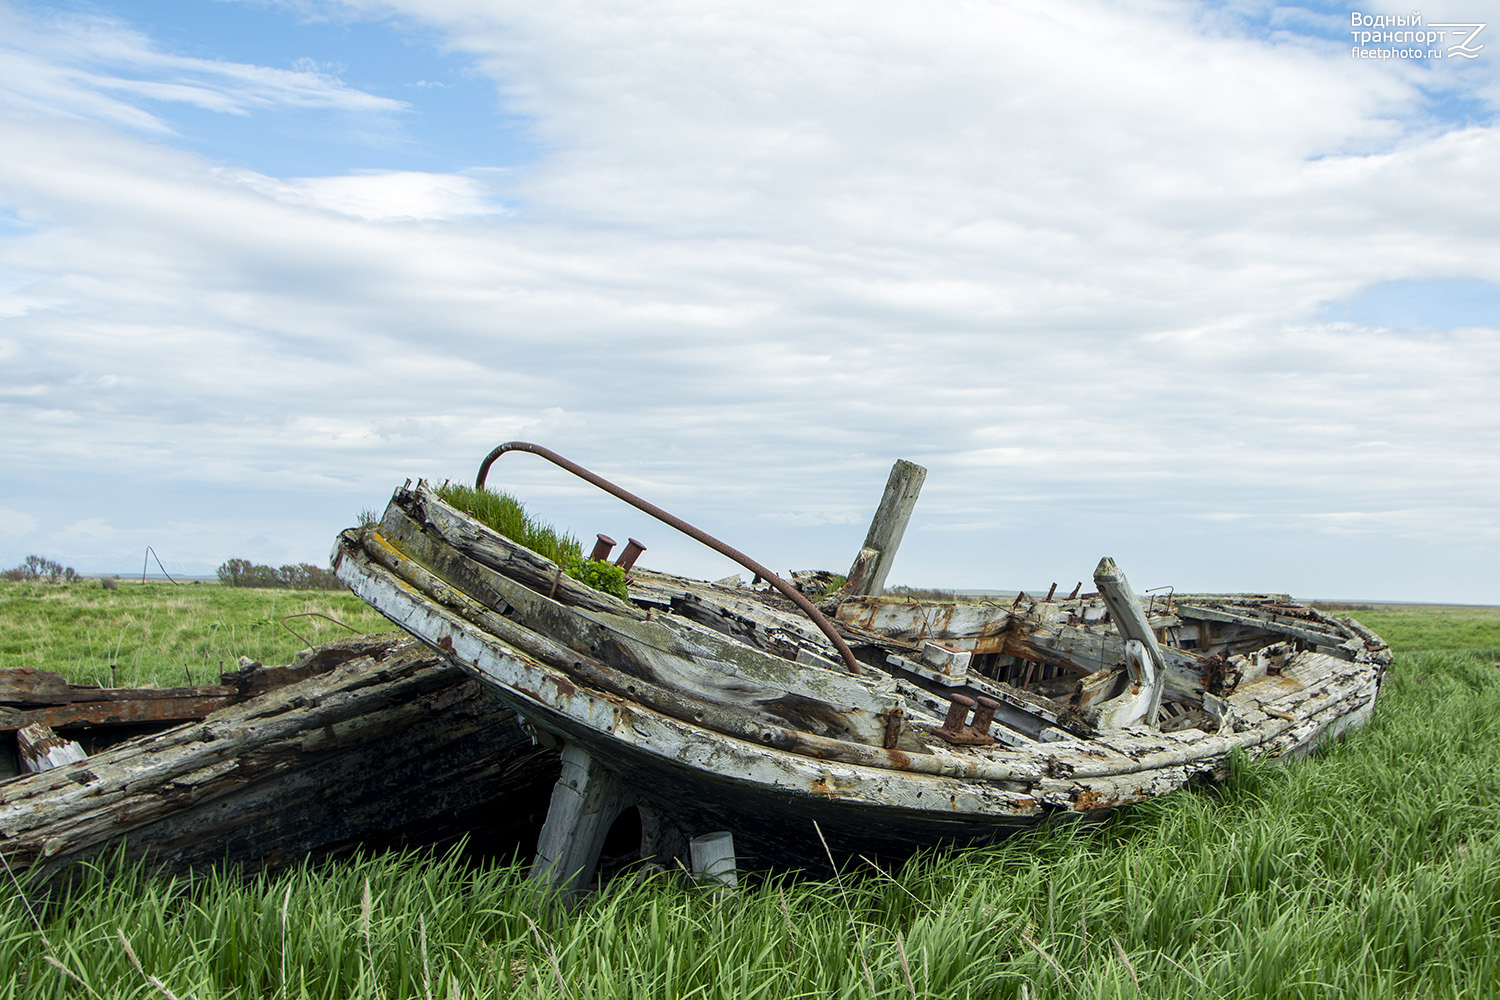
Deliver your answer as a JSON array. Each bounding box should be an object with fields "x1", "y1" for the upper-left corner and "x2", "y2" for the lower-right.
[
  {"x1": 3, "y1": 601, "x2": 1499, "y2": 998},
  {"x1": 0, "y1": 580, "x2": 395, "y2": 687}
]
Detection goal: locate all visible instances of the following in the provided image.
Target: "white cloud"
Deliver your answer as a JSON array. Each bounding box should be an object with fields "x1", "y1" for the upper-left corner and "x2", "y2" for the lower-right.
[
  {"x1": 1, "y1": 0, "x2": 1498, "y2": 600},
  {"x1": 241, "y1": 169, "x2": 507, "y2": 220}
]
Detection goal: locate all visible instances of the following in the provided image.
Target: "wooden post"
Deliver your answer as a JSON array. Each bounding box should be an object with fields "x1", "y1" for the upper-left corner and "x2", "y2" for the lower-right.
[
  {"x1": 530, "y1": 742, "x2": 637, "y2": 899},
  {"x1": 1093, "y1": 557, "x2": 1167, "y2": 726},
  {"x1": 689, "y1": 831, "x2": 738, "y2": 887},
  {"x1": 846, "y1": 460, "x2": 927, "y2": 597}
]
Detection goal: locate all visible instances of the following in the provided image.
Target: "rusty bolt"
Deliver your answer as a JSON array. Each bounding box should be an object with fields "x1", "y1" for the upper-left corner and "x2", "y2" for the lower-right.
[
  {"x1": 589, "y1": 533, "x2": 617, "y2": 562},
  {"x1": 614, "y1": 538, "x2": 647, "y2": 572}
]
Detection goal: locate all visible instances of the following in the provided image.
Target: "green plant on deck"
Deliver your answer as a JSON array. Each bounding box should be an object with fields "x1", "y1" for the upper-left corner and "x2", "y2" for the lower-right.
[
  {"x1": 568, "y1": 558, "x2": 629, "y2": 601},
  {"x1": 434, "y1": 483, "x2": 582, "y2": 567},
  {"x1": 434, "y1": 483, "x2": 630, "y2": 601}
]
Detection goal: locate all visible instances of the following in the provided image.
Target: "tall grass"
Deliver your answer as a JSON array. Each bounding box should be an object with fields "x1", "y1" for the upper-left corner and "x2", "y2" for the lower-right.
[
  {"x1": 4, "y1": 606, "x2": 1498, "y2": 997},
  {"x1": 434, "y1": 484, "x2": 584, "y2": 569},
  {"x1": 434, "y1": 484, "x2": 628, "y2": 600}
]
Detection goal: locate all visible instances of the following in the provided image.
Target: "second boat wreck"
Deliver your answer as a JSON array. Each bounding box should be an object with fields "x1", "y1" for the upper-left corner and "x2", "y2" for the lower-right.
[{"x1": 333, "y1": 443, "x2": 1390, "y2": 895}]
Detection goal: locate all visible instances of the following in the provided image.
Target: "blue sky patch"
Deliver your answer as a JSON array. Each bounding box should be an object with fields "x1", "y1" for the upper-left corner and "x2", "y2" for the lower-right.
[
  {"x1": 1320, "y1": 277, "x2": 1500, "y2": 330},
  {"x1": 23, "y1": 0, "x2": 540, "y2": 178},
  {"x1": 0, "y1": 209, "x2": 39, "y2": 234}
]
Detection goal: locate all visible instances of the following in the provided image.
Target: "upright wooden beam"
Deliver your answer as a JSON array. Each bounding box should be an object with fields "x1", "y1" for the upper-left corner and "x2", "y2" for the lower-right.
[
  {"x1": 846, "y1": 460, "x2": 927, "y2": 597},
  {"x1": 1093, "y1": 557, "x2": 1167, "y2": 726},
  {"x1": 531, "y1": 742, "x2": 638, "y2": 900}
]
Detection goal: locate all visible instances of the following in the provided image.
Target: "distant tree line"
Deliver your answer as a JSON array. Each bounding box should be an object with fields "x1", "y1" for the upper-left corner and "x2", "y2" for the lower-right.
[
  {"x1": 216, "y1": 558, "x2": 344, "y2": 590},
  {"x1": 0, "y1": 555, "x2": 78, "y2": 583}
]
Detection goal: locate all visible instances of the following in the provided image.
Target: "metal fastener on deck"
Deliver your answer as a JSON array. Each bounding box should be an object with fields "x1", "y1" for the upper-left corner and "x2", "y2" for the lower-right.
[
  {"x1": 589, "y1": 534, "x2": 616, "y2": 562},
  {"x1": 935, "y1": 694, "x2": 975, "y2": 740},
  {"x1": 615, "y1": 538, "x2": 646, "y2": 572}
]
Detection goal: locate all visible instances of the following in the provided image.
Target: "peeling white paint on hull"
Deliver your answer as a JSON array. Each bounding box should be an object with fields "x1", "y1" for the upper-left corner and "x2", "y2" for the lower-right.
[{"x1": 333, "y1": 484, "x2": 1391, "y2": 873}]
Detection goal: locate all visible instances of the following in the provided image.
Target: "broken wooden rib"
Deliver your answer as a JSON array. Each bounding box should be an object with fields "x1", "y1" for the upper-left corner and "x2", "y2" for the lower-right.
[
  {"x1": 0, "y1": 646, "x2": 391, "y2": 743},
  {"x1": 333, "y1": 475, "x2": 1390, "y2": 894},
  {"x1": 0, "y1": 634, "x2": 557, "y2": 892},
  {"x1": 17, "y1": 723, "x2": 86, "y2": 774}
]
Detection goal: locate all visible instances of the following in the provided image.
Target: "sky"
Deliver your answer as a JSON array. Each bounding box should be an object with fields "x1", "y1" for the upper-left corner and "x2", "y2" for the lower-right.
[{"x1": 1, "y1": 0, "x2": 1498, "y2": 604}]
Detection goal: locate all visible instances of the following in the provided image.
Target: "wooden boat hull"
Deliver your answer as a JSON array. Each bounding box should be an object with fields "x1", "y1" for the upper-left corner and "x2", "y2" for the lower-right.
[
  {"x1": 0, "y1": 634, "x2": 559, "y2": 891},
  {"x1": 333, "y1": 484, "x2": 1390, "y2": 876}
]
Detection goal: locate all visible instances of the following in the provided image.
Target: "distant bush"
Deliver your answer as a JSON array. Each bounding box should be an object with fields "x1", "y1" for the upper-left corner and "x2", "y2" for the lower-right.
[
  {"x1": 216, "y1": 558, "x2": 344, "y2": 590},
  {"x1": 884, "y1": 585, "x2": 958, "y2": 602},
  {"x1": 1, "y1": 554, "x2": 78, "y2": 583}
]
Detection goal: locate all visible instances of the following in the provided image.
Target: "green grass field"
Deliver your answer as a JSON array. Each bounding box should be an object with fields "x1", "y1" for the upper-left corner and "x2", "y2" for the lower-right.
[
  {"x1": 0, "y1": 580, "x2": 395, "y2": 687},
  {"x1": 3, "y1": 585, "x2": 1499, "y2": 998}
]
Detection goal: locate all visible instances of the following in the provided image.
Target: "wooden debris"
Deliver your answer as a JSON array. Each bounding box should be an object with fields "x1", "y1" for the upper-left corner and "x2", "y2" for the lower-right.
[
  {"x1": 689, "y1": 831, "x2": 738, "y2": 886},
  {"x1": 17, "y1": 723, "x2": 86, "y2": 774},
  {"x1": 531, "y1": 743, "x2": 639, "y2": 899},
  {"x1": 0, "y1": 634, "x2": 558, "y2": 892},
  {"x1": 1091, "y1": 557, "x2": 1168, "y2": 727}
]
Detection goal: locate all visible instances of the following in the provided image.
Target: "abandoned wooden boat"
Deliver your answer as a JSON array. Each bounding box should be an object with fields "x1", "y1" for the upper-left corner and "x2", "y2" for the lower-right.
[
  {"x1": 0, "y1": 634, "x2": 559, "y2": 891},
  {"x1": 333, "y1": 444, "x2": 1389, "y2": 892}
]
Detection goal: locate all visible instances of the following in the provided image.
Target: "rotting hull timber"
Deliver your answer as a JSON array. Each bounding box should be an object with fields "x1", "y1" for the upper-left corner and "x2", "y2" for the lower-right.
[
  {"x1": 333, "y1": 482, "x2": 1390, "y2": 881},
  {"x1": 0, "y1": 634, "x2": 559, "y2": 892}
]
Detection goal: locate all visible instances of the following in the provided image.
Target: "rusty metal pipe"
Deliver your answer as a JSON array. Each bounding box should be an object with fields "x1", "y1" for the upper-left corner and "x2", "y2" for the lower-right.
[{"x1": 476, "y1": 441, "x2": 864, "y2": 675}]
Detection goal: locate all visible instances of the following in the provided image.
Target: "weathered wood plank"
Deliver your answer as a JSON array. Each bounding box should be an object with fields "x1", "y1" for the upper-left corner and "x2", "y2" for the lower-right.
[
  {"x1": 1176, "y1": 604, "x2": 1354, "y2": 653},
  {"x1": 368, "y1": 510, "x2": 906, "y2": 746},
  {"x1": 5, "y1": 694, "x2": 239, "y2": 731},
  {"x1": 832, "y1": 597, "x2": 1012, "y2": 643},
  {"x1": 0, "y1": 669, "x2": 71, "y2": 705},
  {"x1": 17, "y1": 723, "x2": 86, "y2": 773},
  {"x1": 1092, "y1": 557, "x2": 1167, "y2": 726}
]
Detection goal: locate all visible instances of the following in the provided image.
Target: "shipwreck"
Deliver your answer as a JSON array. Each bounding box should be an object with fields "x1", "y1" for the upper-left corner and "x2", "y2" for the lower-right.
[
  {"x1": 332, "y1": 442, "x2": 1391, "y2": 896},
  {"x1": 0, "y1": 634, "x2": 558, "y2": 890}
]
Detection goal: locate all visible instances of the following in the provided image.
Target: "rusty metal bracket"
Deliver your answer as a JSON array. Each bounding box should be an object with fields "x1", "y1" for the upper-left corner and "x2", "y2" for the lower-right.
[
  {"x1": 930, "y1": 693, "x2": 998, "y2": 746},
  {"x1": 476, "y1": 441, "x2": 864, "y2": 676}
]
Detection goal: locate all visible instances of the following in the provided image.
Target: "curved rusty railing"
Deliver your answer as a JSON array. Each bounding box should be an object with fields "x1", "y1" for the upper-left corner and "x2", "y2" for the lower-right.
[{"x1": 477, "y1": 441, "x2": 863, "y2": 675}]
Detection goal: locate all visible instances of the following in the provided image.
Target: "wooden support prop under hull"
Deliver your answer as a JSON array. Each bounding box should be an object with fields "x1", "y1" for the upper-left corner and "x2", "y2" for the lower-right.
[{"x1": 531, "y1": 742, "x2": 641, "y2": 900}]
